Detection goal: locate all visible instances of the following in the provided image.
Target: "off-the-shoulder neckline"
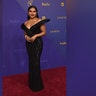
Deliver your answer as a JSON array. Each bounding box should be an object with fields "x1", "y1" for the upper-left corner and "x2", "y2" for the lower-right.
[{"x1": 23, "y1": 19, "x2": 48, "y2": 30}]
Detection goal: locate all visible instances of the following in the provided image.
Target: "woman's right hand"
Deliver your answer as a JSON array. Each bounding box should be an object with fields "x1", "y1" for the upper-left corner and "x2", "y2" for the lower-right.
[
  {"x1": 27, "y1": 37, "x2": 32, "y2": 42},
  {"x1": 25, "y1": 35, "x2": 32, "y2": 42}
]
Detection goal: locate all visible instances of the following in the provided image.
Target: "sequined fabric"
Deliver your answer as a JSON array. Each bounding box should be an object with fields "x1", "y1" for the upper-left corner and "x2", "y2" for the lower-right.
[{"x1": 21, "y1": 19, "x2": 50, "y2": 91}]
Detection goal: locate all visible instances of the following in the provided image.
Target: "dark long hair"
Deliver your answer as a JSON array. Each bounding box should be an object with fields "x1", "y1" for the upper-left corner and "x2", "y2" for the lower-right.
[{"x1": 27, "y1": 5, "x2": 39, "y2": 20}]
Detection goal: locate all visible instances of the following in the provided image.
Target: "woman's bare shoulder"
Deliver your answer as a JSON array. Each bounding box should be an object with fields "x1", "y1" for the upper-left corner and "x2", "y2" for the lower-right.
[
  {"x1": 37, "y1": 18, "x2": 42, "y2": 22},
  {"x1": 24, "y1": 20, "x2": 29, "y2": 25}
]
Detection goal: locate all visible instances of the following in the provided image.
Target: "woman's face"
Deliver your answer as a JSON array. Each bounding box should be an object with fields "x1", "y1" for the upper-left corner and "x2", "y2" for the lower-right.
[{"x1": 28, "y1": 7, "x2": 37, "y2": 19}]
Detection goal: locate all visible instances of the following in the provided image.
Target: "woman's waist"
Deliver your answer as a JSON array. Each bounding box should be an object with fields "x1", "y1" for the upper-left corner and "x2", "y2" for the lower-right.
[
  {"x1": 26, "y1": 37, "x2": 42, "y2": 43},
  {"x1": 26, "y1": 31, "x2": 40, "y2": 37}
]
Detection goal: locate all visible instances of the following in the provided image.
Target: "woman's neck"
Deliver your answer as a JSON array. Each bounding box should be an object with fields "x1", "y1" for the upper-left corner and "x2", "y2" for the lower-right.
[{"x1": 30, "y1": 17, "x2": 38, "y2": 21}]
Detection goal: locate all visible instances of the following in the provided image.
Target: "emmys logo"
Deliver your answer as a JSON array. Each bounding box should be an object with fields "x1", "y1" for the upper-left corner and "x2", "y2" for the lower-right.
[
  {"x1": 28, "y1": 0, "x2": 33, "y2": 6},
  {"x1": 50, "y1": 30, "x2": 60, "y2": 33},
  {"x1": 41, "y1": 60, "x2": 48, "y2": 63},
  {"x1": 9, "y1": 20, "x2": 19, "y2": 23},
  {"x1": 42, "y1": 2, "x2": 50, "y2": 6},
  {"x1": 61, "y1": 2, "x2": 64, "y2": 7},
  {"x1": 60, "y1": 41, "x2": 67, "y2": 45},
  {"x1": 57, "y1": 16, "x2": 67, "y2": 19}
]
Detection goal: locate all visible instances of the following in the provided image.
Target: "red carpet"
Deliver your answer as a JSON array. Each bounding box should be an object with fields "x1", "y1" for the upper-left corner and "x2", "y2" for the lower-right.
[{"x1": 3, "y1": 67, "x2": 66, "y2": 96}]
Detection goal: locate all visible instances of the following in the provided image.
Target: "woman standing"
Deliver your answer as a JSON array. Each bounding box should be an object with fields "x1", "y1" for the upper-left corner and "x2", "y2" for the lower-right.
[{"x1": 21, "y1": 5, "x2": 50, "y2": 91}]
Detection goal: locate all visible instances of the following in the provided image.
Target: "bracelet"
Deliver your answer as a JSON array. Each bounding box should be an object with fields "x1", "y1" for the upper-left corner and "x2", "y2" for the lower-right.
[{"x1": 25, "y1": 35, "x2": 27, "y2": 39}]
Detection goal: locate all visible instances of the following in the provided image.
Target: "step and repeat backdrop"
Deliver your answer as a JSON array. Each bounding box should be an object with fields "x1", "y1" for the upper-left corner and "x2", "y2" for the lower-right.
[{"x1": 2, "y1": 0, "x2": 66, "y2": 75}]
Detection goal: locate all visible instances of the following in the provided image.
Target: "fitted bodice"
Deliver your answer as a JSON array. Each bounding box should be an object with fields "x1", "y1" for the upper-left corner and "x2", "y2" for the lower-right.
[{"x1": 21, "y1": 19, "x2": 50, "y2": 37}]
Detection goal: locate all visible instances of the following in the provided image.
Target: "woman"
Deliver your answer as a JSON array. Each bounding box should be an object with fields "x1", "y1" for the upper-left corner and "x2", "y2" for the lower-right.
[{"x1": 21, "y1": 5, "x2": 50, "y2": 91}]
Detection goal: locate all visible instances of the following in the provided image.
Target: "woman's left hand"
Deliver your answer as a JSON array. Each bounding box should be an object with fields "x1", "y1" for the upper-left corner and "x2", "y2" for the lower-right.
[{"x1": 31, "y1": 35, "x2": 37, "y2": 43}]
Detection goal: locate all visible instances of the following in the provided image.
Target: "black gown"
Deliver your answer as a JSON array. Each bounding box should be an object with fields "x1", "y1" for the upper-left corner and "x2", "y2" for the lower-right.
[{"x1": 21, "y1": 19, "x2": 50, "y2": 91}]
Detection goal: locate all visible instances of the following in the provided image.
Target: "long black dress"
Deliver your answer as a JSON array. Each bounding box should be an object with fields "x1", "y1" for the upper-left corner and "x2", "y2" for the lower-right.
[{"x1": 21, "y1": 19, "x2": 50, "y2": 91}]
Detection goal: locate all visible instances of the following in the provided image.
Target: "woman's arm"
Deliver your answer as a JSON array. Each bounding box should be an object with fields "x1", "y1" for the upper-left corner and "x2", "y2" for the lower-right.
[
  {"x1": 31, "y1": 24, "x2": 46, "y2": 42},
  {"x1": 24, "y1": 32, "x2": 32, "y2": 42},
  {"x1": 36, "y1": 24, "x2": 46, "y2": 37}
]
